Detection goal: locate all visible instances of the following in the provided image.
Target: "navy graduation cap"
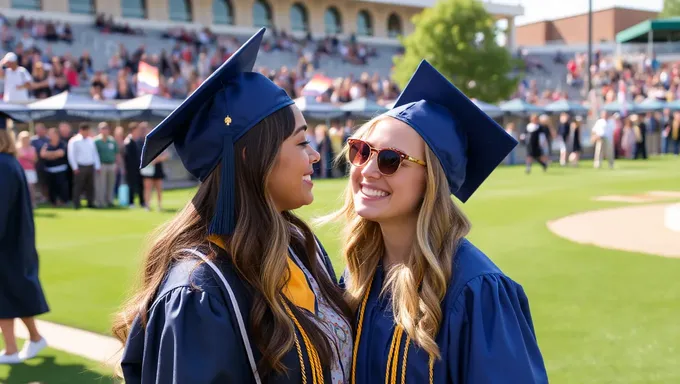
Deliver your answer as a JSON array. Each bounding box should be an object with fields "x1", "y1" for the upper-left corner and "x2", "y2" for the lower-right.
[
  {"x1": 385, "y1": 60, "x2": 517, "y2": 202},
  {"x1": 140, "y1": 28, "x2": 294, "y2": 235}
]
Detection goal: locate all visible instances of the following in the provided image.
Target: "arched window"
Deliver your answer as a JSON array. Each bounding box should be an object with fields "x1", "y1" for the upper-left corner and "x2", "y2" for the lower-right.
[
  {"x1": 387, "y1": 13, "x2": 402, "y2": 38},
  {"x1": 324, "y1": 7, "x2": 342, "y2": 35},
  {"x1": 290, "y1": 3, "x2": 309, "y2": 32},
  {"x1": 253, "y1": 0, "x2": 273, "y2": 28},
  {"x1": 357, "y1": 10, "x2": 373, "y2": 37},
  {"x1": 11, "y1": 0, "x2": 41, "y2": 10},
  {"x1": 70, "y1": 0, "x2": 94, "y2": 14},
  {"x1": 122, "y1": 0, "x2": 146, "y2": 19},
  {"x1": 213, "y1": 0, "x2": 234, "y2": 25},
  {"x1": 169, "y1": 0, "x2": 192, "y2": 22}
]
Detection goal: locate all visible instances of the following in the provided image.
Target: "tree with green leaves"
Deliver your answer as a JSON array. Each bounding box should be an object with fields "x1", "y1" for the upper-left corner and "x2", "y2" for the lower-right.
[
  {"x1": 392, "y1": 0, "x2": 519, "y2": 103},
  {"x1": 660, "y1": 0, "x2": 680, "y2": 18}
]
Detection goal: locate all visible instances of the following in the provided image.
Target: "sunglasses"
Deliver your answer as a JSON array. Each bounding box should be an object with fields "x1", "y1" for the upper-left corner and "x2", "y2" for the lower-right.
[{"x1": 347, "y1": 138, "x2": 426, "y2": 176}]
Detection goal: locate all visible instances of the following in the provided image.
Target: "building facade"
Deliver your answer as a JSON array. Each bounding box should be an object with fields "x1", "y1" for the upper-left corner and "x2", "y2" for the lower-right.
[
  {"x1": 3, "y1": 0, "x2": 523, "y2": 46},
  {"x1": 516, "y1": 7, "x2": 658, "y2": 47}
]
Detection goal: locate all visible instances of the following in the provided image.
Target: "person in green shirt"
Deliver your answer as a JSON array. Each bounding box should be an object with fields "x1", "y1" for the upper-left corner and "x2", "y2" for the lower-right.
[{"x1": 94, "y1": 122, "x2": 119, "y2": 208}]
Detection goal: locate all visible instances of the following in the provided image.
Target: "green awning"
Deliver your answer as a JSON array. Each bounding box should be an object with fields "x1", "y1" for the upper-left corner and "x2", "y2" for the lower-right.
[{"x1": 616, "y1": 18, "x2": 680, "y2": 43}]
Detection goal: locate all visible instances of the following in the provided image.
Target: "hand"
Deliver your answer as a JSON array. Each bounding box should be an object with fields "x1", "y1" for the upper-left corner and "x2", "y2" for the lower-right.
[
  {"x1": 73, "y1": 169, "x2": 80, "y2": 175},
  {"x1": 96, "y1": 169, "x2": 101, "y2": 174}
]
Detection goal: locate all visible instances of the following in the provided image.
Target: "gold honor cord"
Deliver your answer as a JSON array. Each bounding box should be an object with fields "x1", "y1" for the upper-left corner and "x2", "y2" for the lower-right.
[
  {"x1": 350, "y1": 279, "x2": 435, "y2": 384},
  {"x1": 282, "y1": 298, "x2": 324, "y2": 384}
]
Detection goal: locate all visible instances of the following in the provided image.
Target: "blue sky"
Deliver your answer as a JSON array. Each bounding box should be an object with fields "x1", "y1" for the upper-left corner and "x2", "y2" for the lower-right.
[{"x1": 514, "y1": 0, "x2": 664, "y2": 25}]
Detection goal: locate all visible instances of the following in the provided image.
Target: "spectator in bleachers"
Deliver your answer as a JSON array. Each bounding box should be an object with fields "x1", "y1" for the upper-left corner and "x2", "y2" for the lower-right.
[
  {"x1": 1, "y1": 24, "x2": 15, "y2": 51},
  {"x1": 1, "y1": 52, "x2": 32, "y2": 102},
  {"x1": 89, "y1": 70, "x2": 105, "y2": 99},
  {"x1": 115, "y1": 77, "x2": 135, "y2": 99},
  {"x1": 108, "y1": 52, "x2": 124, "y2": 75},
  {"x1": 63, "y1": 60, "x2": 79, "y2": 87},
  {"x1": 167, "y1": 72, "x2": 188, "y2": 99},
  {"x1": 20, "y1": 31, "x2": 34, "y2": 50},
  {"x1": 67, "y1": 123, "x2": 100, "y2": 209},
  {"x1": 40, "y1": 127, "x2": 69, "y2": 206},
  {"x1": 60, "y1": 23, "x2": 73, "y2": 44},
  {"x1": 78, "y1": 50, "x2": 93, "y2": 79},
  {"x1": 30, "y1": 61, "x2": 51, "y2": 99},
  {"x1": 94, "y1": 122, "x2": 118, "y2": 208},
  {"x1": 102, "y1": 74, "x2": 117, "y2": 100},
  {"x1": 196, "y1": 51, "x2": 210, "y2": 79},
  {"x1": 44, "y1": 22, "x2": 57, "y2": 42}
]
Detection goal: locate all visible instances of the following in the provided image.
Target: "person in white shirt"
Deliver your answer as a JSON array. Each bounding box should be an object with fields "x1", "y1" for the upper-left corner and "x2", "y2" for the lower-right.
[
  {"x1": 67, "y1": 123, "x2": 101, "y2": 209},
  {"x1": 591, "y1": 110, "x2": 615, "y2": 169},
  {"x1": 0, "y1": 52, "x2": 33, "y2": 102}
]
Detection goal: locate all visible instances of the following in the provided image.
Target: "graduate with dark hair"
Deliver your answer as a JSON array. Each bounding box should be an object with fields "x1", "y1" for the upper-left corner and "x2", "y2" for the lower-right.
[{"x1": 115, "y1": 29, "x2": 352, "y2": 383}]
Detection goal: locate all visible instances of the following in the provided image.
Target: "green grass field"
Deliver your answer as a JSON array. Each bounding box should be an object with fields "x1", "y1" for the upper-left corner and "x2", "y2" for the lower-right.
[{"x1": 2, "y1": 157, "x2": 680, "y2": 383}]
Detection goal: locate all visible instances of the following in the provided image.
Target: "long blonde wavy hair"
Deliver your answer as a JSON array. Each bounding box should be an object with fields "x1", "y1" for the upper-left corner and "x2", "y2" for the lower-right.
[{"x1": 326, "y1": 116, "x2": 471, "y2": 358}]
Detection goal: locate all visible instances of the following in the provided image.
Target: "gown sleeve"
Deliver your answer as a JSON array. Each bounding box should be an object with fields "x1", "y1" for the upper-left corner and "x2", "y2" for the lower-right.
[
  {"x1": 127, "y1": 285, "x2": 252, "y2": 384},
  {"x1": 450, "y1": 274, "x2": 548, "y2": 384},
  {"x1": 0, "y1": 161, "x2": 18, "y2": 237}
]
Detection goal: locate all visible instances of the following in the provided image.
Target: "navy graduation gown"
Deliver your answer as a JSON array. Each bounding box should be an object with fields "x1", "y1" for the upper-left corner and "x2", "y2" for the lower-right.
[
  {"x1": 352, "y1": 239, "x2": 548, "y2": 384},
  {"x1": 0, "y1": 153, "x2": 49, "y2": 319},
  {"x1": 121, "y1": 244, "x2": 339, "y2": 384}
]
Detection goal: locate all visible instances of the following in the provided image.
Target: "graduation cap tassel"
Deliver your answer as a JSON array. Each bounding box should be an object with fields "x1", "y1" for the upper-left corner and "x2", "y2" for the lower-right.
[{"x1": 209, "y1": 134, "x2": 236, "y2": 236}]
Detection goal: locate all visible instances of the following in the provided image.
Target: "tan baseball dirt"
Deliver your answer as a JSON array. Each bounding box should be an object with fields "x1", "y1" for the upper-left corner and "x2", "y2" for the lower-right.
[
  {"x1": 547, "y1": 203, "x2": 680, "y2": 259},
  {"x1": 593, "y1": 190, "x2": 680, "y2": 203}
]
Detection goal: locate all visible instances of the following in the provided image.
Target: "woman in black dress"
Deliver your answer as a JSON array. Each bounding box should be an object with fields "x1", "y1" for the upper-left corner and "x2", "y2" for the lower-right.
[
  {"x1": 0, "y1": 124, "x2": 49, "y2": 364},
  {"x1": 523, "y1": 114, "x2": 549, "y2": 174},
  {"x1": 141, "y1": 150, "x2": 168, "y2": 211},
  {"x1": 567, "y1": 116, "x2": 583, "y2": 166}
]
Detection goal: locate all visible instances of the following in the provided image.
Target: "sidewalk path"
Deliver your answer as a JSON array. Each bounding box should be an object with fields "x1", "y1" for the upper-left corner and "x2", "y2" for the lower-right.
[{"x1": 14, "y1": 319, "x2": 123, "y2": 367}]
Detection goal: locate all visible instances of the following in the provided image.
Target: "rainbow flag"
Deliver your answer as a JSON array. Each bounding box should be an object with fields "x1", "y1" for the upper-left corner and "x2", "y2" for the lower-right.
[
  {"x1": 301, "y1": 74, "x2": 332, "y2": 97},
  {"x1": 137, "y1": 61, "x2": 160, "y2": 96}
]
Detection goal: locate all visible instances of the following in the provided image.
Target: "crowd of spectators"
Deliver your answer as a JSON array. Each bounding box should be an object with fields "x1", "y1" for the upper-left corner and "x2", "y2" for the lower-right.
[
  {"x1": 0, "y1": 13, "x2": 403, "y2": 108},
  {"x1": 514, "y1": 48, "x2": 680, "y2": 111}
]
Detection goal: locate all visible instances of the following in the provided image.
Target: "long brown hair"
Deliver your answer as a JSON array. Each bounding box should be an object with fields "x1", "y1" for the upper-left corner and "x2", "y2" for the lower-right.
[
  {"x1": 112, "y1": 106, "x2": 351, "y2": 376},
  {"x1": 0, "y1": 127, "x2": 16, "y2": 155},
  {"x1": 321, "y1": 117, "x2": 470, "y2": 358}
]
